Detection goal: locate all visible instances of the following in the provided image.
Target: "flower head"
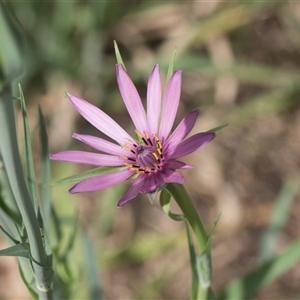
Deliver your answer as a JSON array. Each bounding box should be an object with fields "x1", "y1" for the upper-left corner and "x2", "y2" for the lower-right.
[{"x1": 50, "y1": 64, "x2": 215, "y2": 207}]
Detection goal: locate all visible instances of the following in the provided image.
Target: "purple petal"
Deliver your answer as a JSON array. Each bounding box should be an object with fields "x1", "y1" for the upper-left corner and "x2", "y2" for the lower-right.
[
  {"x1": 159, "y1": 70, "x2": 182, "y2": 140},
  {"x1": 161, "y1": 170, "x2": 184, "y2": 184},
  {"x1": 140, "y1": 174, "x2": 159, "y2": 194},
  {"x1": 70, "y1": 169, "x2": 135, "y2": 193},
  {"x1": 116, "y1": 64, "x2": 149, "y2": 134},
  {"x1": 68, "y1": 94, "x2": 133, "y2": 145},
  {"x1": 164, "y1": 110, "x2": 199, "y2": 149},
  {"x1": 170, "y1": 132, "x2": 216, "y2": 159},
  {"x1": 147, "y1": 65, "x2": 162, "y2": 135},
  {"x1": 72, "y1": 133, "x2": 131, "y2": 157},
  {"x1": 117, "y1": 175, "x2": 145, "y2": 207},
  {"x1": 50, "y1": 151, "x2": 124, "y2": 166},
  {"x1": 166, "y1": 160, "x2": 194, "y2": 170}
]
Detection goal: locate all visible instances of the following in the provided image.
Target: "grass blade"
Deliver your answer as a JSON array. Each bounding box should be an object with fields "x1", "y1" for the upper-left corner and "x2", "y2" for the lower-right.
[
  {"x1": 259, "y1": 178, "x2": 299, "y2": 262},
  {"x1": 19, "y1": 84, "x2": 39, "y2": 214},
  {"x1": 220, "y1": 239, "x2": 300, "y2": 300}
]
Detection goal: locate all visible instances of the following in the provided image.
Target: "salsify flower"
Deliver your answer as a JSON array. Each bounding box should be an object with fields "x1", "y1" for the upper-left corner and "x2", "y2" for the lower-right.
[{"x1": 50, "y1": 64, "x2": 215, "y2": 207}]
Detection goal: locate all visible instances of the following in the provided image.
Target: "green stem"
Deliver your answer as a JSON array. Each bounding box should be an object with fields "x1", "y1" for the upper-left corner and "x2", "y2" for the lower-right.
[
  {"x1": 165, "y1": 183, "x2": 208, "y2": 251},
  {"x1": 0, "y1": 85, "x2": 53, "y2": 299},
  {"x1": 165, "y1": 183, "x2": 214, "y2": 300}
]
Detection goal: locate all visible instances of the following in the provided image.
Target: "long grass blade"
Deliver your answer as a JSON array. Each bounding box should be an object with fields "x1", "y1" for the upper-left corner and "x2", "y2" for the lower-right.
[
  {"x1": 259, "y1": 178, "x2": 299, "y2": 263},
  {"x1": 19, "y1": 84, "x2": 39, "y2": 214}
]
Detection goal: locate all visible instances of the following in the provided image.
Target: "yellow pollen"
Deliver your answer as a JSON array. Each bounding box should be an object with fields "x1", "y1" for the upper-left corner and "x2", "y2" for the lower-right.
[
  {"x1": 153, "y1": 134, "x2": 159, "y2": 141},
  {"x1": 126, "y1": 139, "x2": 136, "y2": 145},
  {"x1": 145, "y1": 132, "x2": 150, "y2": 139},
  {"x1": 120, "y1": 155, "x2": 128, "y2": 160},
  {"x1": 122, "y1": 145, "x2": 131, "y2": 152},
  {"x1": 157, "y1": 141, "x2": 162, "y2": 149},
  {"x1": 157, "y1": 148, "x2": 162, "y2": 155},
  {"x1": 152, "y1": 152, "x2": 159, "y2": 160}
]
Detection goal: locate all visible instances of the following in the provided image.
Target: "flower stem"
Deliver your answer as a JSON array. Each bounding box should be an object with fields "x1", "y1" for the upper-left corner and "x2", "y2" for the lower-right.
[
  {"x1": 165, "y1": 183, "x2": 208, "y2": 251},
  {"x1": 165, "y1": 183, "x2": 214, "y2": 300}
]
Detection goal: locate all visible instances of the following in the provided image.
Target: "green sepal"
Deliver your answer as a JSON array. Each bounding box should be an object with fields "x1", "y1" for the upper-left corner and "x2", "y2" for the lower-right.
[
  {"x1": 166, "y1": 48, "x2": 177, "y2": 82},
  {"x1": 114, "y1": 40, "x2": 126, "y2": 71},
  {"x1": 206, "y1": 124, "x2": 228, "y2": 133},
  {"x1": 47, "y1": 166, "x2": 127, "y2": 186},
  {"x1": 0, "y1": 242, "x2": 32, "y2": 259}
]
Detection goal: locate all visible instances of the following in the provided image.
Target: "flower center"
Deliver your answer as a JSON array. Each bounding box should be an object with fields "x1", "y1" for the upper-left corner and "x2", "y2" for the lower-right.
[{"x1": 121, "y1": 130, "x2": 163, "y2": 174}]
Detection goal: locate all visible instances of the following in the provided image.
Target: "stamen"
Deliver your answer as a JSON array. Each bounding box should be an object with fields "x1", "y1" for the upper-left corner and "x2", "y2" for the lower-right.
[
  {"x1": 142, "y1": 137, "x2": 148, "y2": 145},
  {"x1": 157, "y1": 148, "x2": 162, "y2": 155},
  {"x1": 152, "y1": 152, "x2": 159, "y2": 160},
  {"x1": 127, "y1": 139, "x2": 138, "y2": 147},
  {"x1": 129, "y1": 166, "x2": 140, "y2": 171},
  {"x1": 122, "y1": 145, "x2": 131, "y2": 151},
  {"x1": 157, "y1": 141, "x2": 162, "y2": 149},
  {"x1": 148, "y1": 138, "x2": 153, "y2": 146},
  {"x1": 119, "y1": 155, "x2": 128, "y2": 160}
]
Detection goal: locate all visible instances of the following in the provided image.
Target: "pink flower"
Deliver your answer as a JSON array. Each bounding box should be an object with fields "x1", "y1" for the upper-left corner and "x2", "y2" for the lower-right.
[{"x1": 50, "y1": 64, "x2": 215, "y2": 207}]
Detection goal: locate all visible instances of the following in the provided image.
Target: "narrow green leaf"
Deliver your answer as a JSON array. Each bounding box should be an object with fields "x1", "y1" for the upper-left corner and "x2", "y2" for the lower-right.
[
  {"x1": 38, "y1": 106, "x2": 53, "y2": 257},
  {"x1": 0, "y1": 224, "x2": 19, "y2": 244},
  {"x1": 38, "y1": 106, "x2": 51, "y2": 214},
  {"x1": 259, "y1": 178, "x2": 299, "y2": 263},
  {"x1": 0, "y1": 243, "x2": 32, "y2": 259},
  {"x1": 166, "y1": 48, "x2": 177, "y2": 82},
  {"x1": 159, "y1": 188, "x2": 185, "y2": 221},
  {"x1": 47, "y1": 166, "x2": 126, "y2": 187},
  {"x1": 0, "y1": 153, "x2": 21, "y2": 224},
  {"x1": 19, "y1": 84, "x2": 39, "y2": 213},
  {"x1": 220, "y1": 239, "x2": 300, "y2": 300},
  {"x1": 113, "y1": 40, "x2": 126, "y2": 71}
]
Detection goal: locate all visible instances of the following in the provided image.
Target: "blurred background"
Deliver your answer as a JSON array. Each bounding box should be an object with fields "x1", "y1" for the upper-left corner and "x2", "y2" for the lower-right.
[{"x1": 0, "y1": 0, "x2": 300, "y2": 299}]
